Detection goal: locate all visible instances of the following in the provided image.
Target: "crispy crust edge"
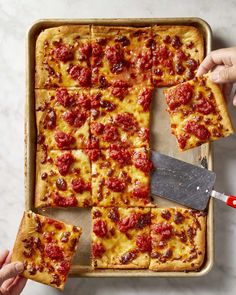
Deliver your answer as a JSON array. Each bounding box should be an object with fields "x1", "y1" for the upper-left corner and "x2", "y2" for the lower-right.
[
  {"x1": 91, "y1": 25, "x2": 151, "y2": 38},
  {"x1": 206, "y1": 77, "x2": 234, "y2": 136}
]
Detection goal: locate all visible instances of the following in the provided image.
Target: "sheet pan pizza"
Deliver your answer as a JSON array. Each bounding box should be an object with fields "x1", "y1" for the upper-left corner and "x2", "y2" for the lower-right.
[{"x1": 11, "y1": 23, "x2": 234, "y2": 288}]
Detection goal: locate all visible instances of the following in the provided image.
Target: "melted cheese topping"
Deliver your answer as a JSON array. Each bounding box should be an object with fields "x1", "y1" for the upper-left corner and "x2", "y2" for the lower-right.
[
  {"x1": 149, "y1": 208, "x2": 206, "y2": 271},
  {"x1": 36, "y1": 25, "x2": 91, "y2": 88},
  {"x1": 90, "y1": 86, "x2": 152, "y2": 148},
  {"x1": 152, "y1": 25, "x2": 204, "y2": 86},
  {"x1": 35, "y1": 149, "x2": 91, "y2": 208},
  {"x1": 91, "y1": 26, "x2": 152, "y2": 87},
  {"x1": 92, "y1": 148, "x2": 151, "y2": 207},
  {"x1": 92, "y1": 207, "x2": 150, "y2": 268},
  {"x1": 12, "y1": 211, "x2": 82, "y2": 289},
  {"x1": 36, "y1": 89, "x2": 90, "y2": 150}
]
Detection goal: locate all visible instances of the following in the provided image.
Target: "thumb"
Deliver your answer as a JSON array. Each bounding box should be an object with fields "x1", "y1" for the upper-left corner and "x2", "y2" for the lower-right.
[
  {"x1": 0, "y1": 262, "x2": 24, "y2": 285},
  {"x1": 211, "y1": 66, "x2": 236, "y2": 83}
]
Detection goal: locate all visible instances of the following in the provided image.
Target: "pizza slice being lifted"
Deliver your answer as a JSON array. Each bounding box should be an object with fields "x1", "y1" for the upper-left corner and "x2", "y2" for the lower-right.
[
  {"x1": 164, "y1": 74, "x2": 234, "y2": 150},
  {"x1": 12, "y1": 211, "x2": 82, "y2": 290}
]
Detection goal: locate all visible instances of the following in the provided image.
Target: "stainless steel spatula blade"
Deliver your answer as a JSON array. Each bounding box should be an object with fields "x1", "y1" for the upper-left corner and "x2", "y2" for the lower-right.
[{"x1": 151, "y1": 151, "x2": 216, "y2": 210}]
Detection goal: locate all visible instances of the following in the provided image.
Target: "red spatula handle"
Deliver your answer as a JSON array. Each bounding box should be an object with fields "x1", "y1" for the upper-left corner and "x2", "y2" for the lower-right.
[{"x1": 226, "y1": 196, "x2": 236, "y2": 208}]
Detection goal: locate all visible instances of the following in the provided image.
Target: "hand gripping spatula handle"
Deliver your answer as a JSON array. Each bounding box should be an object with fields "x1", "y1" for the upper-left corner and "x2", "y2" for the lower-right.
[{"x1": 151, "y1": 151, "x2": 236, "y2": 210}]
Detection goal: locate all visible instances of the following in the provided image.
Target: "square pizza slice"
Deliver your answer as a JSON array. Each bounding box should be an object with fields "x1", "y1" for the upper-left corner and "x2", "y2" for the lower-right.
[
  {"x1": 149, "y1": 208, "x2": 206, "y2": 271},
  {"x1": 164, "y1": 74, "x2": 234, "y2": 150},
  {"x1": 12, "y1": 211, "x2": 82, "y2": 290},
  {"x1": 92, "y1": 207, "x2": 151, "y2": 269},
  {"x1": 35, "y1": 25, "x2": 91, "y2": 88},
  {"x1": 36, "y1": 88, "x2": 90, "y2": 150},
  {"x1": 91, "y1": 147, "x2": 152, "y2": 207},
  {"x1": 152, "y1": 25, "x2": 204, "y2": 86},
  {"x1": 89, "y1": 86, "x2": 153, "y2": 149},
  {"x1": 91, "y1": 26, "x2": 152, "y2": 88},
  {"x1": 35, "y1": 149, "x2": 92, "y2": 208}
]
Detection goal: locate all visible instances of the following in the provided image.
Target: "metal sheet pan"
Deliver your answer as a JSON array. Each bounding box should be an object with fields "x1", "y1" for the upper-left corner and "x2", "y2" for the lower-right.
[{"x1": 25, "y1": 18, "x2": 213, "y2": 277}]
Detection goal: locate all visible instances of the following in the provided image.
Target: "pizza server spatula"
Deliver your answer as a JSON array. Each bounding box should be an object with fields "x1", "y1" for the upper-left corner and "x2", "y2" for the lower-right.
[{"x1": 151, "y1": 151, "x2": 236, "y2": 210}]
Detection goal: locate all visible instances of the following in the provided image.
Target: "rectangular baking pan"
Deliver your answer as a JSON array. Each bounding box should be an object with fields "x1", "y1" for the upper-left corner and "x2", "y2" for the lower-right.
[{"x1": 25, "y1": 17, "x2": 213, "y2": 277}]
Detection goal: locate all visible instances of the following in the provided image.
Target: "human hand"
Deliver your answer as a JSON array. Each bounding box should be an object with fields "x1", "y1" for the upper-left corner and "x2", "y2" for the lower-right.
[
  {"x1": 0, "y1": 250, "x2": 27, "y2": 295},
  {"x1": 197, "y1": 47, "x2": 236, "y2": 105}
]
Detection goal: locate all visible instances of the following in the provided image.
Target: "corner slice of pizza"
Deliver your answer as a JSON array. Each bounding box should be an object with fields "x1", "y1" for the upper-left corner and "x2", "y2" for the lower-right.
[
  {"x1": 91, "y1": 26, "x2": 152, "y2": 88},
  {"x1": 36, "y1": 88, "x2": 90, "y2": 150},
  {"x1": 152, "y1": 25, "x2": 204, "y2": 86},
  {"x1": 92, "y1": 207, "x2": 151, "y2": 269},
  {"x1": 35, "y1": 149, "x2": 92, "y2": 208},
  {"x1": 35, "y1": 25, "x2": 91, "y2": 88},
  {"x1": 164, "y1": 75, "x2": 234, "y2": 150},
  {"x1": 12, "y1": 211, "x2": 82, "y2": 289},
  {"x1": 91, "y1": 146, "x2": 153, "y2": 207},
  {"x1": 89, "y1": 86, "x2": 153, "y2": 148},
  {"x1": 149, "y1": 208, "x2": 206, "y2": 271}
]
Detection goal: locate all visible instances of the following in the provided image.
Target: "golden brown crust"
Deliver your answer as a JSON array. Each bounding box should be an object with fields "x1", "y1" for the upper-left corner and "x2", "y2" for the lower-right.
[
  {"x1": 91, "y1": 25, "x2": 150, "y2": 37},
  {"x1": 205, "y1": 76, "x2": 234, "y2": 136},
  {"x1": 90, "y1": 86, "x2": 152, "y2": 149},
  {"x1": 12, "y1": 211, "x2": 82, "y2": 290}
]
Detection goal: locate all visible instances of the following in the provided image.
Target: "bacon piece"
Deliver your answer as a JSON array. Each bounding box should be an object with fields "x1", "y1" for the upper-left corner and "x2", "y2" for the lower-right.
[
  {"x1": 105, "y1": 177, "x2": 126, "y2": 192},
  {"x1": 63, "y1": 108, "x2": 88, "y2": 128},
  {"x1": 138, "y1": 88, "x2": 153, "y2": 111},
  {"x1": 52, "y1": 193, "x2": 78, "y2": 207},
  {"x1": 92, "y1": 242, "x2": 106, "y2": 258},
  {"x1": 68, "y1": 65, "x2": 91, "y2": 87},
  {"x1": 132, "y1": 185, "x2": 149, "y2": 199},
  {"x1": 55, "y1": 152, "x2": 74, "y2": 176},
  {"x1": 56, "y1": 89, "x2": 75, "y2": 107},
  {"x1": 109, "y1": 144, "x2": 132, "y2": 167},
  {"x1": 44, "y1": 243, "x2": 64, "y2": 260},
  {"x1": 166, "y1": 83, "x2": 193, "y2": 110},
  {"x1": 71, "y1": 178, "x2": 91, "y2": 193},
  {"x1": 54, "y1": 131, "x2": 75, "y2": 149},
  {"x1": 53, "y1": 43, "x2": 73, "y2": 63},
  {"x1": 120, "y1": 250, "x2": 137, "y2": 264},
  {"x1": 136, "y1": 234, "x2": 152, "y2": 252},
  {"x1": 93, "y1": 219, "x2": 108, "y2": 238},
  {"x1": 153, "y1": 223, "x2": 173, "y2": 240},
  {"x1": 115, "y1": 113, "x2": 138, "y2": 133},
  {"x1": 133, "y1": 152, "x2": 153, "y2": 174},
  {"x1": 102, "y1": 124, "x2": 120, "y2": 142},
  {"x1": 184, "y1": 121, "x2": 210, "y2": 141}
]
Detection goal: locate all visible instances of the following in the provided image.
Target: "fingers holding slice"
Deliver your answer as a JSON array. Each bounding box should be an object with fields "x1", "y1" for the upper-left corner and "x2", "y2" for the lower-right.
[
  {"x1": 197, "y1": 48, "x2": 235, "y2": 76},
  {"x1": 1, "y1": 276, "x2": 27, "y2": 295},
  {"x1": 0, "y1": 250, "x2": 9, "y2": 268},
  {"x1": 0, "y1": 262, "x2": 24, "y2": 285}
]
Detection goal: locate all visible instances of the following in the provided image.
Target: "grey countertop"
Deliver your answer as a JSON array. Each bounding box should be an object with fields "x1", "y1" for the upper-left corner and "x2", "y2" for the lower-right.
[{"x1": 0, "y1": 0, "x2": 236, "y2": 294}]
